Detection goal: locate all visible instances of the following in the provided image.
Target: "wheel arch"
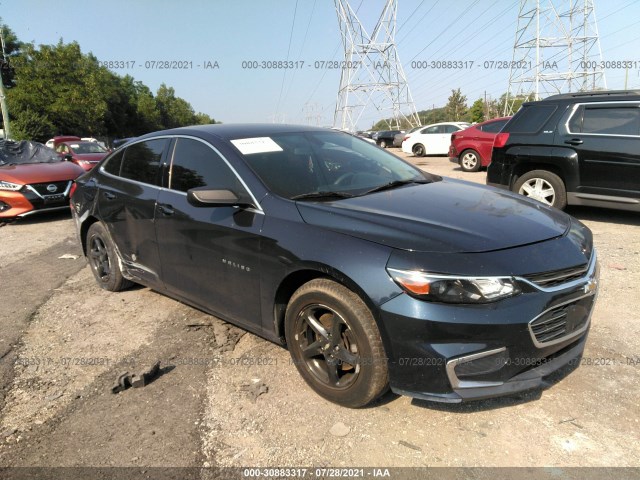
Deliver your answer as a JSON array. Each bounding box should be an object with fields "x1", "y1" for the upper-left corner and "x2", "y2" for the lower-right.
[
  {"x1": 272, "y1": 265, "x2": 382, "y2": 347},
  {"x1": 506, "y1": 146, "x2": 578, "y2": 191},
  {"x1": 79, "y1": 215, "x2": 100, "y2": 256}
]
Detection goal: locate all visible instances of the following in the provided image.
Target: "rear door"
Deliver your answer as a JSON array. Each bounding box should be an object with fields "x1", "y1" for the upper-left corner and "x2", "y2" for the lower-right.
[
  {"x1": 563, "y1": 102, "x2": 640, "y2": 199},
  {"x1": 155, "y1": 136, "x2": 265, "y2": 328},
  {"x1": 97, "y1": 138, "x2": 170, "y2": 286}
]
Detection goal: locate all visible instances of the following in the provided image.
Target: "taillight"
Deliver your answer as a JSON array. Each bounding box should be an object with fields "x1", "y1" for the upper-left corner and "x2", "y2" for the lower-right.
[
  {"x1": 69, "y1": 181, "x2": 77, "y2": 198},
  {"x1": 493, "y1": 132, "x2": 510, "y2": 148},
  {"x1": 403, "y1": 135, "x2": 410, "y2": 142}
]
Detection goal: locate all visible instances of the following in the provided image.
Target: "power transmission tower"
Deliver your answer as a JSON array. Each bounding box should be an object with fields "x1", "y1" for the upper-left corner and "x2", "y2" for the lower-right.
[
  {"x1": 333, "y1": 0, "x2": 419, "y2": 131},
  {"x1": 303, "y1": 102, "x2": 323, "y2": 126},
  {"x1": 504, "y1": 0, "x2": 606, "y2": 115}
]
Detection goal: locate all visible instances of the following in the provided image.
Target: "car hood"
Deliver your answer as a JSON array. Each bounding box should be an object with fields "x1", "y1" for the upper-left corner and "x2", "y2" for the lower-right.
[
  {"x1": 295, "y1": 178, "x2": 571, "y2": 253},
  {"x1": 0, "y1": 161, "x2": 85, "y2": 184}
]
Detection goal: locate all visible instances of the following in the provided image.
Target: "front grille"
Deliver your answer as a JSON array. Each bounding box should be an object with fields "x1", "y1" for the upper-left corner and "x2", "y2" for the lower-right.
[
  {"x1": 28, "y1": 181, "x2": 71, "y2": 197},
  {"x1": 523, "y1": 263, "x2": 588, "y2": 288},
  {"x1": 529, "y1": 295, "x2": 594, "y2": 346}
]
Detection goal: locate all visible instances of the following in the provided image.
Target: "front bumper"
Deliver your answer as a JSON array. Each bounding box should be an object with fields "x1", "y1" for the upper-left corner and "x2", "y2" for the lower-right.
[
  {"x1": 0, "y1": 183, "x2": 73, "y2": 219},
  {"x1": 379, "y1": 251, "x2": 599, "y2": 403}
]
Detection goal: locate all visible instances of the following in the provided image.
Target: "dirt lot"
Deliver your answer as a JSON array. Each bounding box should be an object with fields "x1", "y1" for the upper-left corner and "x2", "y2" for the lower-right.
[{"x1": 0, "y1": 153, "x2": 639, "y2": 474}]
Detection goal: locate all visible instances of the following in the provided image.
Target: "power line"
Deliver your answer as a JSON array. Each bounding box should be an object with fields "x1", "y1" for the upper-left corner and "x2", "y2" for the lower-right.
[{"x1": 275, "y1": 0, "x2": 300, "y2": 118}]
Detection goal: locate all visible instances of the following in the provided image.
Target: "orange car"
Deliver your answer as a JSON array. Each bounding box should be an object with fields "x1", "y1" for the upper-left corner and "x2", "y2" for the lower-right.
[{"x1": 0, "y1": 140, "x2": 85, "y2": 220}]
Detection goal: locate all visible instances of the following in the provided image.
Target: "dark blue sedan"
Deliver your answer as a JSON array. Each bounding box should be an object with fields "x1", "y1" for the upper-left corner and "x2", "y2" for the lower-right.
[{"x1": 71, "y1": 124, "x2": 599, "y2": 407}]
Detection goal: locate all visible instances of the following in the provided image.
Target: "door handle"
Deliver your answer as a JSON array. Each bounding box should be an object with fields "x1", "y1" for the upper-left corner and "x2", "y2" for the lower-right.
[
  {"x1": 565, "y1": 138, "x2": 583, "y2": 145},
  {"x1": 158, "y1": 203, "x2": 175, "y2": 216},
  {"x1": 103, "y1": 191, "x2": 116, "y2": 200}
]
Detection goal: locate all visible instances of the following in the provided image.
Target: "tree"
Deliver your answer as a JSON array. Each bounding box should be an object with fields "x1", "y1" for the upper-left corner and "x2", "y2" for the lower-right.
[
  {"x1": 444, "y1": 88, "x2": 467, "y2": 121},
  {"x1": 468, "y1": 98, "x2": 485, "y2": 123},
  {"x1": 2, "y1": 19, "x2": 218, "y2": 141}
]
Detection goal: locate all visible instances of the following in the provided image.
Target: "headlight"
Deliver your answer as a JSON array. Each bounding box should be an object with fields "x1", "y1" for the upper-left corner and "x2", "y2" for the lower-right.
[
  {"x1": 0, "y1": 180, "x2": 23, "y2": 191},
  {"x1": 387, "y1": 268, "x2": 521, "y2": 304}
]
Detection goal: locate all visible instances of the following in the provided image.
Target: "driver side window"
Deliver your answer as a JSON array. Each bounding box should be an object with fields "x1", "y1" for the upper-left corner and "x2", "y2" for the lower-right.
[{"x1": 169, "y1": 138, "x2": 247, "y2": 195}]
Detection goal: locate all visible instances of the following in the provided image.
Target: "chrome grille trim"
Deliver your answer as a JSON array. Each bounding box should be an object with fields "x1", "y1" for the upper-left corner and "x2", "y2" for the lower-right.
[
  {"x1": 528, "y1": 291, "x2": 596, "y2": 348},
  {"x1": 516, "y1": 250, "x2": 597, "y2": 293}
]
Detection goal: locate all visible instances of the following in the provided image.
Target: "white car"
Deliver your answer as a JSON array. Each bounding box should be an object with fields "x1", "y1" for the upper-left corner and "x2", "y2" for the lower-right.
[{"x1": 402, "y1": 122, "x2": 470, "y2": 157}]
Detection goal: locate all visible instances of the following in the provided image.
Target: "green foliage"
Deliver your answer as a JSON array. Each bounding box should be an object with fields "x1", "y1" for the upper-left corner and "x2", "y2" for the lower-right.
[
  {"x1": 1, "y1": 21, "x2": 218, "y2": 142},
  {"x1": 468, "y1": 98, "x2": 485, "y2": 123},
  {"x1": 444, "y1": 88, "x2": 467, "y2": 121}
]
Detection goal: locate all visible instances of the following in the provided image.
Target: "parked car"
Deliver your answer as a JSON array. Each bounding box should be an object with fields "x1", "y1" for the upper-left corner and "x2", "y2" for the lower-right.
[
  {"x1": 72, "y1": 124, "x2": 599, "y2": 408},
  {"x1": 81, "y1": 137, "x2": 108, "y2": 150},
  {"x1": 56, "y1": 141, "x2": 110, "y2": 171},
  {"x1": 372, "y1": 130, "x2": 403, "y2": 148},
  {"x1": 393, "y1": 126, "x2": 422, "y2": 147},
  {"x1": 402, "y1": 122, "x2": 470, "y2": 156},
  {"x1": 448, "y1": 117, "x2": 511, "y2": 172},
  {"x1": 0, "y1": 140, "x2": 85, "y2": 220},
  {"x1": 45, "y1": 136, "x2": 82, "y2": 150},
  {"x1": 487, "y1": 90, "x2": 640, "y2": 211}
]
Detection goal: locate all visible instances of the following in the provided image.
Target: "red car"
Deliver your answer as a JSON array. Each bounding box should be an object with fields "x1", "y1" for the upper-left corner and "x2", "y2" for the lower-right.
[
  {"x1": 56, "y1": 141, "x2": 109, "y2": 171},
  {"x1": 448, "y1": 117, "x2": 511, "y2": 172},
  {"x1": 0, "y1": 141, "x2": 85, "y2": 220}
]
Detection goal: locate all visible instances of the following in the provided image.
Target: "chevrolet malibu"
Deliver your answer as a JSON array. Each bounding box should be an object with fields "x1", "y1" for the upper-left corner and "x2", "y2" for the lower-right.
[{"x1": 71, "y1": 124, "x2": 599, "y2": 408}]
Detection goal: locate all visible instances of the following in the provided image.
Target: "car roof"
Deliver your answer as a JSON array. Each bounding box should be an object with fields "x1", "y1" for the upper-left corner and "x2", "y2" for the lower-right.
[
  {"x1": 422, "y1": 122, "x2": 470, "y2": 128},
  {"x1": 138, "y1": 123, "x2": 330, "y2": 142},
  {"x1": 533, "y1": 90, "x2": 640, "y2": 104},
  {"x1": 476, "y1": 116, "x2": 512, "y2": 125}
]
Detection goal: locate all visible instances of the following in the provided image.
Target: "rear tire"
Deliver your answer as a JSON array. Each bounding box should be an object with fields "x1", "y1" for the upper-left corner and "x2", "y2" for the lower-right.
[
  {"x1": 459, "y1": 149, "x2": 481, "y2": 172},
  {"x1": 513, "y1": 170, "x2": 567, "y2": 209},
  {"x1": 412, "y1": 144, "x2": 425, "y2": 157},
  {"x1": 285, "y1": 279, "x2": 388, "y2": 408},
  {"x1": 86, "y1": 222, "x2": 133, "y2": 292},
  {"x1": 379, "y1": 140, "x2": 388, "y2": 148}
]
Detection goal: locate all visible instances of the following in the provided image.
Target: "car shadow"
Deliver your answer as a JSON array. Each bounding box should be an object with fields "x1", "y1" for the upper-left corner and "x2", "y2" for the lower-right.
[
  {"x1": 3, "y1": 209, "x2": 72, "y2": 226},
  {"x1": 566, "y1": 205, "x2": 640, "y2": 226}
]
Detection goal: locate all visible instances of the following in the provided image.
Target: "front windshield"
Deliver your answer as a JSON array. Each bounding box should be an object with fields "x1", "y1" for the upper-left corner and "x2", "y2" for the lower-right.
[
  {"x1": 71, "y1": 142, "x2": 107, "y2": 154},
  {"x1": 236, "y1": 131, "x2": 433, "y2": 199}
]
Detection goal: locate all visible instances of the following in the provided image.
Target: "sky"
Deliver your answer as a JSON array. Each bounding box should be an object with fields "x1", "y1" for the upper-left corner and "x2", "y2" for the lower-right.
[{"x1": 1, "y1": 0, "x2": 639, "y2": 130}]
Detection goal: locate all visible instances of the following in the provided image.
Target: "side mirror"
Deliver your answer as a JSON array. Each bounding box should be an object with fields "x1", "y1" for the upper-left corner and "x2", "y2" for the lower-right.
[{"x1": 187, "y1": 187, "x2": 255, "y2": 209}]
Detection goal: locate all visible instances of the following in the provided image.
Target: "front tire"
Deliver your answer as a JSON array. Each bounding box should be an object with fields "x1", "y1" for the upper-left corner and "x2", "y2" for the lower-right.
[
  {"x1": 513, "y1": 170, "x2": 567, "y2": 209},
  {"x1": 459, "y1": 149, "x2": 481, "y2": 172},
  {"x1": 285, "y1": 279, "x2": 388, "y2": 408},
  {"x1": 379, "y1": 140, "x2": 388, "y2": 148},
  {"x1": 86, "y1": 222, "x2": 133, "y2": 291}
]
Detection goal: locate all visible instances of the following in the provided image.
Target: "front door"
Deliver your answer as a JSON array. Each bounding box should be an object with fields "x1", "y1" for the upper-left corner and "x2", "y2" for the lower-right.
[{"x1": 154, "y1": 137, "x2": 265, "y2": 328}]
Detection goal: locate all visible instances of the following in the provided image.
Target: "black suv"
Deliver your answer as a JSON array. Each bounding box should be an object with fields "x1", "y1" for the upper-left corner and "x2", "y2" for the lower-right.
[
  {"x1": 487, "y1": 90, "x2": 640, "y2": 211},
  {"x1": 372, "y1": 130, "x2": 403, "y2": 148}
]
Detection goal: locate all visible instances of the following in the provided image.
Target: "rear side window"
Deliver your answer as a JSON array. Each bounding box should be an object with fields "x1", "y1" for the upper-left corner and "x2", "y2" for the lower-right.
[
  {"x1": 578, "y1": 106, "x2": 640, "y2": 136},
  {"x1": 102, "y1": 149, "x2": 124, "y2": 176},
  {"x1": 443, "y1": 125, "x2": 460, "y2": 133},
  {"x1": 480, "y1": 119, "x2": 508, "y2": 133},
  {"x1": 169, "y1": 138, "x2": 245, "y2": 193},
  {"x1": 507, "y1": 105, "x2": 557, "y2": 133},
  {"x1": 422, "y1": 126, "x2": 441, "y2": 134},
  {"x1": 120, "y1": 139, "x2": 168, "y2": 186}
]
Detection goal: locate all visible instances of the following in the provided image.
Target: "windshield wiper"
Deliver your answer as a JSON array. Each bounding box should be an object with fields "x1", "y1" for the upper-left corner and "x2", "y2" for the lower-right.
[
  {"x1": 291, "y1": 191, "x2": 355, "y2": 201},
  {"x1": 362, "y1": 178, "x2": 430, "y2": 195}
]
